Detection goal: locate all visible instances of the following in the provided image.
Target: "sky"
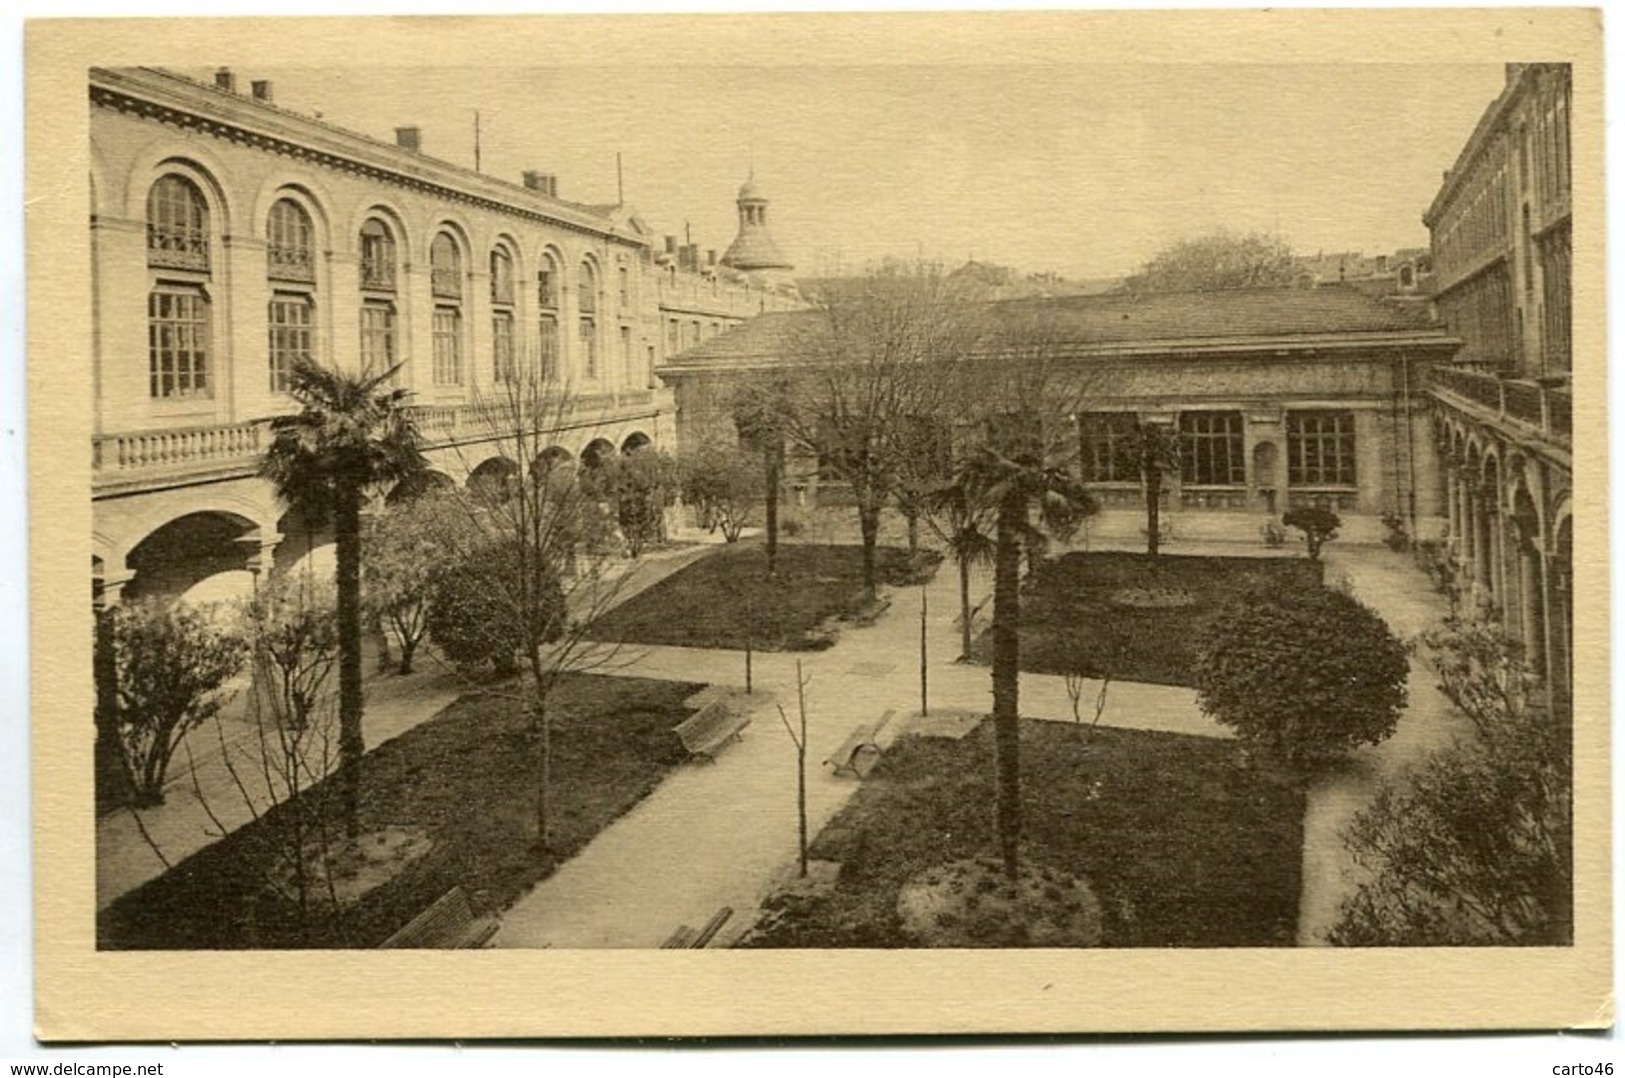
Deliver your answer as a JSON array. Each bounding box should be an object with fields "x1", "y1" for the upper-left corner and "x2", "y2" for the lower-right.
[{"x1": 191, "y1": 61, "x2": 1507, "y2": 280}]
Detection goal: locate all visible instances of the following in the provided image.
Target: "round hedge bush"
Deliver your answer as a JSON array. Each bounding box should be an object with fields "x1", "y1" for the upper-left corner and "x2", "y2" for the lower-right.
[
  {"x1": 1194, "y1": 584, "x2": 1408, "y2": 766},
  {"x1": 427, "y1": 542, "x2": 566, "y2": 675}
]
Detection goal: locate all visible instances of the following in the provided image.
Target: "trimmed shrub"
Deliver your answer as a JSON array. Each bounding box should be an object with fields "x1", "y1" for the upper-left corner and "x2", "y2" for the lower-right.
[
  {"x1": 1194, "y1": 585, "x2": 1408, "y2": 766},
  {"x1": 1282, "y1": 506, "x2": 1341, "y2": 560},
  {"x1": 427, "y1": 542, "x2": 566, "y2": 675}
]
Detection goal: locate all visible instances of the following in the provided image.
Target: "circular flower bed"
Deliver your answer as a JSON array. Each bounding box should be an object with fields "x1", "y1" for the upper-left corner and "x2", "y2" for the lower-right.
[{"x1": 895, "y1": 856, "x2": 1104, "y2": 947}]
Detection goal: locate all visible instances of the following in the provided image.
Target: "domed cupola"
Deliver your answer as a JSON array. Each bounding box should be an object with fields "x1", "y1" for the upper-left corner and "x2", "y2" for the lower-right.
[{"x1": 720, "y1": 171, "x2": 794, "y2": 273}]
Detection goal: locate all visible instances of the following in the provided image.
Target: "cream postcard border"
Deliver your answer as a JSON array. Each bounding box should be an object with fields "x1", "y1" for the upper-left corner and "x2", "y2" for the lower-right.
[{"x1": 26, "y1": 8, "x2": 1610, "y2": 1041}]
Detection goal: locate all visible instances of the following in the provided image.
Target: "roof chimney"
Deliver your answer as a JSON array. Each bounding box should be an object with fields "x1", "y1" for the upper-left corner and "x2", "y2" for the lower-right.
[
  {"x1": 522, "y1": 170, "x2": 544, "y2": 191},
  {"x1": 250, "y1": 79, "x2": 273, "y2": 103},
  {"x1": 214, "y1": 67, "x2": 237, "y2": 93},
  {"x1": 395, "y1": 126, "x2": 422, "y2": 153}
]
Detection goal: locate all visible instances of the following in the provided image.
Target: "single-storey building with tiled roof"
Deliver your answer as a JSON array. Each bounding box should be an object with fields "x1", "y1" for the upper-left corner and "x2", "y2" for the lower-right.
[{"x1": 659, "y1": 283, "x2": 1462, "y2": 543}]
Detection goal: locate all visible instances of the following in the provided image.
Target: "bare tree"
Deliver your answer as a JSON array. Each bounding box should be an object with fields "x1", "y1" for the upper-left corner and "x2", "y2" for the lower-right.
[
  {"x1": 777, "y1": 264, "x2": 984, "y2": 598},
  {"x1": 435, "y1": 348, "x2": 641, "y2": 851},
  {"x1": 1126, "y1": 230, "x2": 1297, "y2": 293}
]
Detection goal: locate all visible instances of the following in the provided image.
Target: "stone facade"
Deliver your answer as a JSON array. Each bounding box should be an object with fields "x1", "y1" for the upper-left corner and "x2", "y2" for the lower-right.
[
  {"x1": 90, "y1": 65, "x2": 801, "y2": 604},
  {"x1": 1426, "y1": 63, "x2": 1574, "y2": 704},
  {"x1": 660, "y1": 287, "x2": 1460, "y2": 544}
]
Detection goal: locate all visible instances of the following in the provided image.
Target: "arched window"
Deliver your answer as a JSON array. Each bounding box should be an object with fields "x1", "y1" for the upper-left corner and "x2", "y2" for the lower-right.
[
  {"x1": 431, "y1": 233, "x2": 462, "y2": 300},
  {"x1": 358, "y1": 217, "x2": 398, "y2": 375},
  {"x1": 578, "y1": 260, "x2": 599, "y2": 380},
  {"x1": 266, "y1": 198, "x2": 315, "y2": 282},
  {"x1": 359, "y1": 217, "x2": 397, "y2": 292},
  {"x1": 491, "y1": 246, "x2": 515, "y2": 384},
  {"x1": 146, "y1": 174, "x2": 213, "y2": 399},
  {"x1": 146, "y1": 175, "x2": 209, "y2": 271},
  {"x1": 431, "y1": 231, "x2": 464, "y2": 386},
  {"x1": 267, "y1": 198, "x2": 317, "y2": 393},
  {"x1": 536, "y1": 252, "x2": 560, "y2": 382}
]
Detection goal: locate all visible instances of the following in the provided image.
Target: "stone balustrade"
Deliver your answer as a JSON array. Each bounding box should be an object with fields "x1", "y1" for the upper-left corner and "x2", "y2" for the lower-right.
[
  {"x1": 1430, "y1": 363, "x2": 1571, "y2": 448},
  {"x1": 94, "y1": 388, "x2": 667, "y2": 486},
  {"x1": 93, "y1": 420, "x2": 267, "y2": 477}
]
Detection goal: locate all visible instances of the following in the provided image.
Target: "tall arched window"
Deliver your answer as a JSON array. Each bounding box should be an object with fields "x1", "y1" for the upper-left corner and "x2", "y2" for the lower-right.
[
  {"x1": 146, "y1": 175, "x2": 212, "y2": 399},
  {"x1": 146, "y1": 175, "x2": 209, "y2": 271},
  {"x1": 536, "y1": 252, "x2": 561, "y2": 382},
  {"x1": 490, "y1": 246, "x2": 516, "y2": 384},
  {"x1": 431, "y1": 231, "x2": 464, "y2": 386},
  {"x1": 578, "y1": 260, "x2": 599, "y2": 380},
  {"x1": 267, "y1": 198, "x2": 316, "y2": 393},
  {"x1": 358, "y1": 217, "x2": 398, "y2": 374}
]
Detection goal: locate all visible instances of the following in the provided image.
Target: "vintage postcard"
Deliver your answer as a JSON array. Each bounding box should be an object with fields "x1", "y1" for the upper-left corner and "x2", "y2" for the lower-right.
[{"x1": 25, "y1": 8, "x2": 1609, "y2": 1041}]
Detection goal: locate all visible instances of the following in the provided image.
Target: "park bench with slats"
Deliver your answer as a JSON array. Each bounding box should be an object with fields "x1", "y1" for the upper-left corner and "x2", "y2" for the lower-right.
[
  {"x1": 660, "y1": 906, "x2": 734, "y2": 949},
  {"x1": 824, "y1": 709, "x2": 897, "y2": 778},
  {"x1": 674, "y1": 699, "x2": 750, "y2": 761},
  {"x1": 378, "y1": 885, "x2": 499, "y2": 949}
]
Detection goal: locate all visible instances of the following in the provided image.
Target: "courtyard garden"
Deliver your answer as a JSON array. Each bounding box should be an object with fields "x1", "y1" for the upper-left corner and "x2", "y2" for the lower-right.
[
  {"x1": 741, "y1": 719, "x2": 1305, "y2": 948},
  {"x1": 970, "y1": 552, "x2": 1325, "y2": 687},
  {"x1": 586, "y1": 541, "x2": 940, "y2": 652},
  {"x1": 98, "y1": 673, "x2": 705, "y2": 949}
]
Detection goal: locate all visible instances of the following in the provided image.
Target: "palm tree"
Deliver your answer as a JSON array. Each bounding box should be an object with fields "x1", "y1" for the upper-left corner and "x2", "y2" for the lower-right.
[
  {"x1": 947, "y1": 437, "x2": 1095, "y2": 880},
  {"x1": 1120, "y1": 422, "x2": 1181, "y2": 559},
  {"x1": 261, "y1": 356, "x2": 426, "y2": 836}
]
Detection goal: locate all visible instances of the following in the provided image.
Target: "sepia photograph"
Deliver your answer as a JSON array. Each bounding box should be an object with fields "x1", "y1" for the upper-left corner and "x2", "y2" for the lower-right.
[{"x1": 23, "y1": 6, "x2": 1609, "y2": 1043}]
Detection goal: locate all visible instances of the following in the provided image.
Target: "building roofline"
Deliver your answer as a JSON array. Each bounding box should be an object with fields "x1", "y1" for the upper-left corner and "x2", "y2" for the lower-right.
[
  {"x1": 661, "y1": 327, "x2": 1462, "y2": 372},
  {"x1": 1424, "y1": 64, "x2": 1565, "y2": 226},
  {"x1": 91, "y1": 65, "x2": 647, "y2": 245}
]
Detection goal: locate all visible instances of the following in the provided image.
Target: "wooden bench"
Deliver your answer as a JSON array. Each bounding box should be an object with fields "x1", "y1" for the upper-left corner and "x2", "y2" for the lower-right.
[
  {"x1": 660, "y1": 906, "x2": 734, "y2": 949},
  {"x1": 674, "y1": 700, "x2": 751, "y2": 761},
  {"x1": 824, "y1": 709, "x2": 897, "y2": 778},
  {"x1": 378, "y1": 885, "x2": 499, "y2": 949}
]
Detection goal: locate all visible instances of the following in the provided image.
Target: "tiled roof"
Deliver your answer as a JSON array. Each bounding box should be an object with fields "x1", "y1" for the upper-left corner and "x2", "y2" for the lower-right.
[
  {"x1": 664, "y1": 284, "x2": 1449, "y2": 369},
  {"x1": 988, "y1": 283, "x2": 1440, "y2": 344}
]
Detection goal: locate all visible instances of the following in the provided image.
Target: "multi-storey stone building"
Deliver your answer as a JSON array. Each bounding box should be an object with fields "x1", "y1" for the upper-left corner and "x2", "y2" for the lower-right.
[
  {"x1": 89, "y1": 65, "x2": 799, "y2": 607},
  {"x1": 1425, "y1": 62, "x2": 1573, "y2": 702}
]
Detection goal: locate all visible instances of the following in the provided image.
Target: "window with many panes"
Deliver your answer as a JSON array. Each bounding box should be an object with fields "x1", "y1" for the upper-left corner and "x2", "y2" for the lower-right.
[
  {"x1": 267, "y1": 199, "x2": 315, "y2": 283},
  {"x1": 537, "y1": 256, "x2": 559, "y2": 310},
  {"x1": 148, "y1": 287, "x2": 212, "y2": 398},
  {"x1": 147, "y1": 174, "x2": 213, "y2": 399},
  {"x1": 492, "y1": 311, "x2": 515, "y2": 384},
  {"x1": 538, "y1": 317, "x2": 560, "y2": 382},
  {"x1": 268, "y1": 294, "x2": 313, "y2": 393},
  {"x1": 360, "y1": 301, "x2": 397, "y2": 372},
  {"x1": 431, "y1": 233, "x2": 462, "y2": 300},
  {"x1": 579, "y1": 261, "x2": 598, "y2": 378},
  {"x1": 433, "y1": 307, "x2": 463, "y2": 386},
  {"x1": 146, "y1": 175, "x2": 209, "y2": 271},
  {"x1": 1286, "y1": 410, "x2": 1356, "y2": 487},
  {"x1": 490, "y1": 248, "x2": 515, "y2": 306},
  {"x1": 490, "y1": 245, "x2": 516, "y2": 383},
  {"x1": 359, "y1": 218, "x2": 396, "y2": 291},
  {"x1": 1078, "y1": 412, "x2": 1138, "y2": 483},
  {"x1": 1179, "y1": 411, "x2": 1244, "y2": 486}
]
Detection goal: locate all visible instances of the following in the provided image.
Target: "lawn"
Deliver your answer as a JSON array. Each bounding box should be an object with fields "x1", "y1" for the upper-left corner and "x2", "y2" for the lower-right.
[
  {"x1": 741, "y1": 720, "x2": 1304, "y2": 947},
  {"x1": 98, "y1": 674, "x2": 705, "y2": 949},
  {"x1": 587, "y1": 541, "x2": 941, "y2": 651},
  {"x1": 970, "y1": 552, "x2": 1325, "y2": 687}
]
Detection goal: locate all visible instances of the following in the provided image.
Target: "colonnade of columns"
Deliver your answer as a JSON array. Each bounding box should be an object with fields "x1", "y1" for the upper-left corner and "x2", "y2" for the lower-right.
[{"x1": 1441, "y1": 451, "x2": 1571, "y2": 705}]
